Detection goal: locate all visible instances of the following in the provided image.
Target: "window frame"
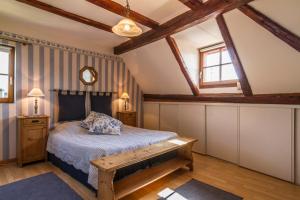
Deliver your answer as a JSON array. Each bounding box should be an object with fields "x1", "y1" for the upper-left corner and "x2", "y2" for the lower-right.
[
  {"x1": 0, "y1": 45, "x2": 15, "y2": 103},
  {"x1": 199, "y1": 45, "x2": 238, "y2": 89}
]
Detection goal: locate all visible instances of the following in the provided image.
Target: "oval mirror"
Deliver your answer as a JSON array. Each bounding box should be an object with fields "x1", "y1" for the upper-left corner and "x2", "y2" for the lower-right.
[{"x1": 79, "y1": 66, "x2": 98, "y2": 86}]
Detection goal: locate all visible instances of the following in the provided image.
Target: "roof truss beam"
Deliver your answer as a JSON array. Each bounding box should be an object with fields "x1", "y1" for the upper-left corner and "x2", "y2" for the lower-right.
[
  {"x1": 16, "y1": 0, "x2": 112, "y2": 33},
  {"x1": 114, "y1": 0, "x2": 254, "y2": 55},
  {"x1": 178, "y1": 0, "x2": 203, "y2": 10},
  {"x1": 239, "y1": 5, "x2": 300, "y2": 52},
  {"x1": 216, "y1": 14, "x2": 253, "y2": 96},
  {"x1": 86, "y1": 0, "x2": 159, "y2": 29},
  {"x1": 166, "y1": 36, "x2": 200, "y2": 96}
]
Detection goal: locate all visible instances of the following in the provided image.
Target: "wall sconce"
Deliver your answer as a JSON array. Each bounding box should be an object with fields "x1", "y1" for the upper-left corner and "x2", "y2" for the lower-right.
[
  {"x1": 27, "y1": 88, "x2": 45, "y2": 115},
  {"x1": 120, "y1": 92, "x2": 130, "y2": 111}
]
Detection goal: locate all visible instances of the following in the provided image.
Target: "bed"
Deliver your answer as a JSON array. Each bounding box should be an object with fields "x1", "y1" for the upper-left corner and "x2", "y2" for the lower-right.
[
  {"x1": 48, "y1": 90, "x2": 196, "y2": 199},
  {"x1": 47, "y1": 121, "x2": 178, "y2": 190}
]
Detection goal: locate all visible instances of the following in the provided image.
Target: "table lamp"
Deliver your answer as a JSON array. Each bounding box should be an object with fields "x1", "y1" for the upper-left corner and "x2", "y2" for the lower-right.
[
  {"x1": 120, "y1": 92, "x2": 130, "y2": 111},
  {"x1": 27, "y1": 88, "x2": 45, "y2": 115}
]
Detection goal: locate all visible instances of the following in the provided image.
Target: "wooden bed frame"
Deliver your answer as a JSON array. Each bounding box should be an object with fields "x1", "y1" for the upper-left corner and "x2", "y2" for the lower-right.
[{"x1": 91, "y1": 137, "x2": 197, "y2": 200}]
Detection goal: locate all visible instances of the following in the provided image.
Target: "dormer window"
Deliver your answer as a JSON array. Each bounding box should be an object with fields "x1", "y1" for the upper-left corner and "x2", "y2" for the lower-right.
[{"x1": 199, "y1": 44, "x2": 238, "y2": 88}]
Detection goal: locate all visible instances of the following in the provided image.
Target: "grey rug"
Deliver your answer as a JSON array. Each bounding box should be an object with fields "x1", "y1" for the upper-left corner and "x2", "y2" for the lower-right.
[
  {"x1": 0, "y1": 172, "x2": 82, "y2": 200},
  {"x1": 175, "y1": 179, "x2": 242, "y2": 200}
]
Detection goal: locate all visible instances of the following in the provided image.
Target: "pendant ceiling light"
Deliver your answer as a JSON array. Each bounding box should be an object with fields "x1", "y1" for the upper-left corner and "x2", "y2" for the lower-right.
[{"x1": 112, "y1": 0, "x2": 142, "y2": 37}]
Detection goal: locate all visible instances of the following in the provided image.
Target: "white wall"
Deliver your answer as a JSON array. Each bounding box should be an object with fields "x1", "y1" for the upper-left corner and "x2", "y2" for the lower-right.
[
  {"x1": 122, "y1": 39, "x2": 192, "y2": 95},
  {"x1": 224, "y1": 4, "x2": 300, "y2": 94},
  {"x1": 144, "y1": 101, "x2": 300, "y2": 183}
]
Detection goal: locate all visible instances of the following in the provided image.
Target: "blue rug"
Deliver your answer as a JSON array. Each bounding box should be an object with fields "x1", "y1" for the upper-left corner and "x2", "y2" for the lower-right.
[
  {"x1": 0, "y1": 172, "x2": 82, "y2": 200},
  {"x1": 175, "y1": 179, "x2": 243, "y2": 200}
]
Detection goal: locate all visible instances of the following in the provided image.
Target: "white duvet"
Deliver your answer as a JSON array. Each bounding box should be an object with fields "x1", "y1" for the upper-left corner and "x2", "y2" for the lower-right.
[{"x1": 47, "y1": 121, "x2": 177, "y2": 189}]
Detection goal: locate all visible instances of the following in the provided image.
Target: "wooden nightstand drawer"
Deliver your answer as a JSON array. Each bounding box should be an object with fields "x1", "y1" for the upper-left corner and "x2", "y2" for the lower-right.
[
  {"x1": 117, "y1": 111, "x2": 137, "y2": 127},
  {"x1": 24, "y1": 118, "x2": 47, "y2": 126}
]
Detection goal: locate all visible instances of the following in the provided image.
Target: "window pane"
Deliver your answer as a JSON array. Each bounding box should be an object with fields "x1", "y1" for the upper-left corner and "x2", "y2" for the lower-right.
[
  {"x1": 204, "y1": 51, "x2": 220, "y2": 66},
  {"x1": 0, "y1": 75, "x2": 9, "y2": 98},
  {"x1": 221, "y1": 49, "x2": 231, "y2": 64},
  {"x1": 0, "y1": 51, "x2": 9, "y2": 74},
  {"x1": 203, "y1": 66, "x2": 220, "y2": 82},
  {"x1": 221, "y1": 64, "x2": 238, "y2": 81}
]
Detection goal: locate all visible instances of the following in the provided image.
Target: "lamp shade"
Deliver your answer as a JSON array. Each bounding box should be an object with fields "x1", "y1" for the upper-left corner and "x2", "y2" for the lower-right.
[
  {"x1": 120, "y1": 92, "x2": 129, "y2": 99},
  {"x1": 112, "y1": 18, "x2": 142, "y2": 37},
  {"x1": 27, "y1": 88, "x2": 45, "y2": 97}
]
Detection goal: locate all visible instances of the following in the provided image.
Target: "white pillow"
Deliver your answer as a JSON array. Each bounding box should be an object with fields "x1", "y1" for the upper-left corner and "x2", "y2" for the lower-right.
[
  {"x1": 81, "y1": 111, "x2": 101, "y2": 129},
  {"x1": 89, "y1": 114, "x2": 123, "y2": 135}
]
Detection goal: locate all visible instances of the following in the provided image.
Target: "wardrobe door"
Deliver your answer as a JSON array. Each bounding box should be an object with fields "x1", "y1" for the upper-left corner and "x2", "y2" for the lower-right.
[
  {"x1": 240, "y1": 107, "x2": 293, "y2": 182},
  {"x1": 159, "y1": 104, "x2": 179, "y2": 132},
  {"x1": 206, "y1": 105, "x2": 238, "y2": 163},
  {"x1": 178, "y1": 104, "x2": 206, "y2": 154},
  {"x1": 296, "y1": 109, "x2": 300, "y2": 185},
  {"x1": 143, "y1": 102, "x2": 159, "y2": 130}
]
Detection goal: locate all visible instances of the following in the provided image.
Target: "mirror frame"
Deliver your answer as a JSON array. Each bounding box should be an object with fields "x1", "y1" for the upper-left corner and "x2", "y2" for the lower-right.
[{"x1": 79, "y1": 66, "x2": 98, "y2": 86}]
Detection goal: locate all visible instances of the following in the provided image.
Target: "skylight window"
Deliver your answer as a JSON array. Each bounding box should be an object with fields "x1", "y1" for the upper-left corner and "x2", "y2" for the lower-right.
[{"x1": 199, "y1": 44, "x2": 238, "y2": 88}]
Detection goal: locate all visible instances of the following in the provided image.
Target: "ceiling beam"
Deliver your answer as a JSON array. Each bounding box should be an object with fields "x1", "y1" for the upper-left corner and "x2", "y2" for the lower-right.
[
  {"x1": 144, "y1": 93, "x2": 300, "y2": 105},
  {"x1": 86, "y1": 0, "x2": 159, "y2": 29},
  {"x1": 166, "y1": 36, "x2": 200, "y2": 96},
  {"x1": 16, "y1": 0, "x2": 112, "y2": 33},
  {"x1": 114, "y1": 0, "x2": 254, "y2": 55},
  {"x1": 216, "y1": 14, "x2": 253, "y2": 96},
  {"x1": 178, "y1": 0, "x2": 203, "y2": 10},
  {"x1": 239, "y1": 5, "x2": 300, "y2": 52}
]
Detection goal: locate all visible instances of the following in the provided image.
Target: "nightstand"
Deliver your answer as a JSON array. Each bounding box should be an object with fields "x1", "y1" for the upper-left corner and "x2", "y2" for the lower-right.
[
  {"x1": 17, "y1": 115, "x2": 49, "y2": 167},
  {"x1": 117, "y1": 111, "x2": 137, "y2": 127}
]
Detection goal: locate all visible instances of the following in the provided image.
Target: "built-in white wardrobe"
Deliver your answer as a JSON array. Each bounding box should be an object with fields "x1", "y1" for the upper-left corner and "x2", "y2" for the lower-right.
[{"x1": 144, "y1": 102, "x2": 300, "y2": 184}]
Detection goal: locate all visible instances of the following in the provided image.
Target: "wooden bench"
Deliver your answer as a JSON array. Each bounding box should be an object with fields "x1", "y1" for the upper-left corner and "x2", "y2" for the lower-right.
[{"x1": 91, "y1": 137, "x2": 197, "y2": 200}]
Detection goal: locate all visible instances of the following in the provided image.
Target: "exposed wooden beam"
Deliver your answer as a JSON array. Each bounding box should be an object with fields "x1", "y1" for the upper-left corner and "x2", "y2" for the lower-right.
[
  {"x1": 166, "y1": 36, "x2": 200, "y2": 96},
  {"x1": 179, "y1": 0, "x2": 203, "y2": 10},
  {"x1": 239, "y1": 5, "x2": 300, "y2": 52},
  {"x1": 86, "y1": 0, "x2": 159, "y2": 29},
  {"x1": 144, "y1": 93, "x2": 300, "y2": 105},
  {"x1": 16, "y1": 0, "x2": 112, "y2": 33},
  {"x1": 114, "y1": 0, "x2": 254, "y2": 55},
  {"x1": 216, "y1": 14, "x2": 253, "y2": 96}
]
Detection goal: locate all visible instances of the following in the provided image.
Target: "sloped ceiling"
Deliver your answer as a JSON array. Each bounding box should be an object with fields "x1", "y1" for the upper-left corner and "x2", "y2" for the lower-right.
[
  {"x1": 123, "y1": 0, "x2": 300, "y2": 94},
  {"x1": 0, "y1": 0, "x2": 299, "y2": 94},
  {"x1": 0, "y1": 0, "x2": 188, "y2": 54}
]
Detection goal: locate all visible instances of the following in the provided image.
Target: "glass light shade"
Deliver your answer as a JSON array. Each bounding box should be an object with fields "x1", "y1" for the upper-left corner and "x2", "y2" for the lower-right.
[
  {"x1": 27, "y1": 88, "x2": 45, "y2": 97},
  {"x1": 112, "y1": 18, "x2": 142, "y2": 37},
  {"x1": 120, "y1": 92, "x2": 129, "y2": 99}
]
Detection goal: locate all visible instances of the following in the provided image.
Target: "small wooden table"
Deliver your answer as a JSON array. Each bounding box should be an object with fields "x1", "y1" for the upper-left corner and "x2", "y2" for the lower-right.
[{"x1": 91, "y1": 137, "x2": 197, "y2": 200}]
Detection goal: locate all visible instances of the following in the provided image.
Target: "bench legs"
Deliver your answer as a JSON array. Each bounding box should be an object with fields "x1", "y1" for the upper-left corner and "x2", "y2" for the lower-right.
[
  {"x1": 98, "y1": 170, "x2": 116, "y2": 200},
  {"x1": 177, "y1": 142, "x2": 194, "y2": 171}
]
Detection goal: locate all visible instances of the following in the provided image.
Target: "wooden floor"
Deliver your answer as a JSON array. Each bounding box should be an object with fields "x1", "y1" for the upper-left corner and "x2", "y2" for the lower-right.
[{"x1": 0, "y1": 154, "x2": 299, "y2": 200}]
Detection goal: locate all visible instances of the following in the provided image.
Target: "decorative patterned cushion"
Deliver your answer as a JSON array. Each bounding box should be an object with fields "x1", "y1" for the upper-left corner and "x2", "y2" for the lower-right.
[
  {"x1": 81, "y1": 111, "x2": 100, "y2": 129},
  {"x1": 89, "y1": 114, "x2": 123, "y2": 135}
]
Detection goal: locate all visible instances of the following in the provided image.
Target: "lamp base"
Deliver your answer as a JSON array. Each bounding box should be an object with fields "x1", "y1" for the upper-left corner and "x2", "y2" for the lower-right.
[{"x1": 34, "y1": 98, "x2": 38, "y2": 115}]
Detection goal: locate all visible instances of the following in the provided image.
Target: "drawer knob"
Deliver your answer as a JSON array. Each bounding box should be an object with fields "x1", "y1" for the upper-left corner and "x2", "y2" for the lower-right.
[{"x1": 31, "y1": 120, "x2": 40, "y2": 123}]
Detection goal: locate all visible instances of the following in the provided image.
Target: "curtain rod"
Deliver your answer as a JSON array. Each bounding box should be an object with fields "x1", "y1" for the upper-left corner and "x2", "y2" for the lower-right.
[{"x1": 49, "y1": 89, "x2": 118, "y2": 94}]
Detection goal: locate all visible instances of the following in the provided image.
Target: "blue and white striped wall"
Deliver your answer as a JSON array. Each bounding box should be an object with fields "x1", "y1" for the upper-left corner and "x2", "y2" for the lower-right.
[{"x1": 0, "y1": 39, "x2": 143, "y2": 162}]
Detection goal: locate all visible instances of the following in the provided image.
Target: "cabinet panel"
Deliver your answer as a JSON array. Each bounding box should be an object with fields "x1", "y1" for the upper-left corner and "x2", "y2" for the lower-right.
[
  {"x1": 296, "y1": 109, "x2": 300, "y2": 185},
  {"x1": 206, "y1": 105, "x2": 238, "y2": 163},
  {"x1": 178, "y1": 104, "x2": 206, "y2": 154},
  {"x1": 22, "y1": 126, "x2": 46, "y2": 162},
  {"x1": 160, "y1": 104, "x2": 178, "y2": 132},
  {"x1": 143, "y1": 103, "x2": 159, "y2": 130},
  {"x1": 240, "y1": 107, "x2": 293, "y2": 182}
]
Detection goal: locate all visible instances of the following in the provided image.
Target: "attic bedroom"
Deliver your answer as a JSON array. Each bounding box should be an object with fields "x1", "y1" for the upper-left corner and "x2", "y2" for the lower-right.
[{"x1": 0, "y1": 0, "x2": 299, "y2": 199}]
